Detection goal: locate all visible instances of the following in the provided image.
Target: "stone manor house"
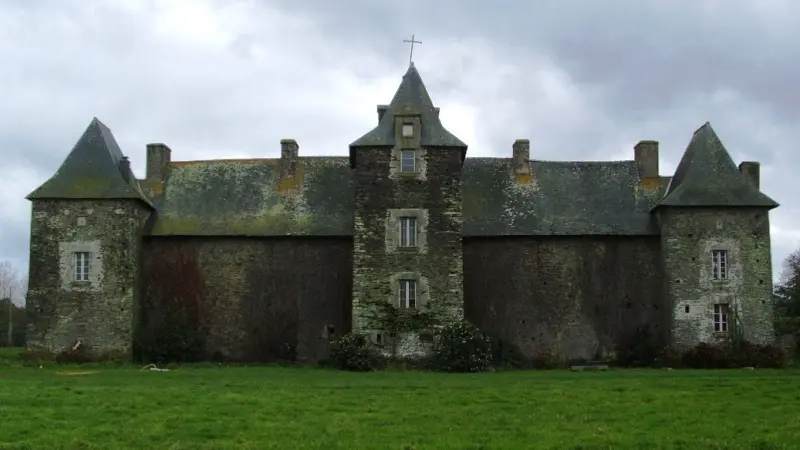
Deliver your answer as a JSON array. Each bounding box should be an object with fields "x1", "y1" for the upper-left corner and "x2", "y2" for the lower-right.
[{"x1": 25, "y1": 64, "x2": 779, "y2": 362}]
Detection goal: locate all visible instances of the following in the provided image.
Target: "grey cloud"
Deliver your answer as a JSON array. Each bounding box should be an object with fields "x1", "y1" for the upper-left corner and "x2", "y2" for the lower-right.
[{"x1": 1, "y1": 0, "x2": 799, "y2": 281}]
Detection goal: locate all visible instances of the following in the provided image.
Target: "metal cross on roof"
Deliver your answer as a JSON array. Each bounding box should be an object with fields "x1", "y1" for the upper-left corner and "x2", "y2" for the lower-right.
[{"x1": 403, "y1": 34, "x2": 422, "y2": 67}]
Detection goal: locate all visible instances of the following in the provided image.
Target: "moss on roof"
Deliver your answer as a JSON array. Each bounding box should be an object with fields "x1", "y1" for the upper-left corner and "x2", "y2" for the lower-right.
[
  {"x1": 656, "y1": 122, "x2": 778, "y2": 209},
  {"x1": 26, "y1": 118, "x2": 153, "y2": 208}
]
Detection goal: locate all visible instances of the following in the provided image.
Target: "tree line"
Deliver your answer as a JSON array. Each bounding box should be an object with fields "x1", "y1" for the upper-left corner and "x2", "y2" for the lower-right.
[{"x1": 0, "y1": 260, "x2": 26, "y2": 347}]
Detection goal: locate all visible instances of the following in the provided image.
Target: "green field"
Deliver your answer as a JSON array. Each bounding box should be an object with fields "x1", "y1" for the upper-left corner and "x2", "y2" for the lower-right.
[{"x1": 1, "y1": 348, "x2": 799, "y2": 449}]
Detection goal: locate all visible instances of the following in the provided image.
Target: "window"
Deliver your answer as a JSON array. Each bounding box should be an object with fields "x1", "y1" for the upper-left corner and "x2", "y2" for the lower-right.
[
  {"x1": 400, "y1": 150, "x2": 416, "y2": 173},
  {"x1": 402, "y1": 124, "x2": 414, "y2": 137},
  {"x1": 399, "y1": 217, "x2": 417, "y2": 247},
  {"x1": 399, "y1": 279, "x2": 417, "y2": 309},
  {"x1": 713, "y1": 303, "x2": 729, "y2": 332},
  {"x1": 712, "y1": 250, "x2": 728, "y2": 280},
  {"x1": 74, "y1": 252, "x2": 90, "y2": 281}
]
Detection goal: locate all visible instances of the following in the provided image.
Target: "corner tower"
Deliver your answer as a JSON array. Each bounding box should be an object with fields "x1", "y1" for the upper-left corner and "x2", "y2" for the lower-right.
[
  {"x1": 26, "y1": 118, "x2": 154, "y2": 357},
  {"x1": 654, "y1": 123, "x2": 778, "y2": 349},
  {"x1": 349, "y1": 64, "x2": 468, "y2": 356}
]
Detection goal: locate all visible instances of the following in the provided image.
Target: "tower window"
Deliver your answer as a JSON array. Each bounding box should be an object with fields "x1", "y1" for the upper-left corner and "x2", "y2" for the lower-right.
[
  {"x1": 399, "y1": 217, "x2": 417, "y2": 247},
  {"x1": 713, "y1": 303, "x2": 729, "y2": 332},
  {"x1": 712, "y1": 250, "x2": 728, "y2": 280},
  {"x1": 402, "y1": 124, "x2": 414, "y2": 137},
  {"x1": 400, "y1": 150, "x2": 416, "y2": 172},
  {"x1": 399, "y1": 279, "x2": 417, "y2": 309},
  {"x1": 74, "y1": 252, "x2": 90, "y2": 281}
]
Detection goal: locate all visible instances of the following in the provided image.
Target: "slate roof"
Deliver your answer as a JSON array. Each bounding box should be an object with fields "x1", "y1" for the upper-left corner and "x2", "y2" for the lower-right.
[
  {"x1": 148, "y1": 157, "x2": 354, "y2": 236},
  {"x1": 143, "y1": 155, "x2": 669, "y2": 237},
  {"x1": 656, "y1": 122, "x2": 778, "y2": 209},
  {"x1": 461, "y1": 158, "x2": 667, "y2": 236},
  {"x1": 350, "y1": 63, "x2": 467, "y2": 158},
  {"x1": 27, "y1": 118, "x2": 154, "y2": 208}
]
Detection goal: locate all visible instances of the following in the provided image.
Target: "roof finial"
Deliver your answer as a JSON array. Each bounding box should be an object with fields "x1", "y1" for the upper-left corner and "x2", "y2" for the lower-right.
[{"x1": 402, "y1": 34, "x2": 422, "y2": 67}]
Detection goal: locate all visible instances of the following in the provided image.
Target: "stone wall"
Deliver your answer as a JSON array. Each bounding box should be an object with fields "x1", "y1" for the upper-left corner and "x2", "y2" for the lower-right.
[
  {"x1": 660, "y1": 207, "x2": 774, "y2": 348},
  {"x1": 463, "y1": 236, "x2": 666, "y2": 361},
  {"x1": 351, "y1": 147, "x2": 464, "y2": 356},
  {"x1": 26, "y1": 199, "x2": 150, "y2": 355},
  {"x1": 140, "y1": 237, "x2": 352, "y2": 362}
]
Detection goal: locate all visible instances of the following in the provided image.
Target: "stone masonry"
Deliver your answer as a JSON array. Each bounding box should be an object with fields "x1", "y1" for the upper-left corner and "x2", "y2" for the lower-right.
[{"x1": 25, "y1": 64, "x2": 780, "y2": 362}]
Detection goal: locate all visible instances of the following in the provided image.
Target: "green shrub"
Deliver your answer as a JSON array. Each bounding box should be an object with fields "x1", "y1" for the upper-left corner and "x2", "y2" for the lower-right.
[
  {"x1": 678, "y1": 341, "x2": 787, "y2": 369},
  {"x1": 328, "y1": 333, "x2": 382, "y2": 372},
  {"x1": 484, "y1": 331, "x2": 530, "y2": 369},
  {"x1": 531, "y1": 351, "x2": 562, "y2": 369},
  {"x1": 430, "y1": 321, "x2": 492, "y2": 373}
]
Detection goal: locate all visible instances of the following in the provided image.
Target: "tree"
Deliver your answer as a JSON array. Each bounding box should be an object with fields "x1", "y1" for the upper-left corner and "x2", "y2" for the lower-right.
[
  {"x1": 0, "y1": 261, "x2": 25, "y2": 347},
  {"x1": 775, "y1": 249, "x2": 800, "y2": 317}
]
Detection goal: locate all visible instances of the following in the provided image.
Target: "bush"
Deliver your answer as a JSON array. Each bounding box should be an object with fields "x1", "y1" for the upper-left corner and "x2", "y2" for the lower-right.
[
  {"x1": 485, "y1": 331, "x2": 530, "y2": 370},
  {"x1": 278, "y1": 342, "x2": 298, "y2": 363},
  {"x1": 328, "y1": 333, "x2": 382, "y2": 372},
  {"x1": 653, "y1": 346, "x2": 684, "y2": 368},
  {"x1": 678, "y1": 342, "x2": 787, "y2": 369},
  {"x1": 55, "y1": 346, "x2": 92, "y2": 365},
  {"x1": 134, "y1": 324, "x2": 204, "y2": 364},
  {"x1": 616, "y1": 325, "x2": 659, "y2": 368},
  {"x1": 430, "y1": 321, "x2": 492, "y2": 373},
  {"x1": 531, "y1": 351, "x2": 562, "y2": 369}
]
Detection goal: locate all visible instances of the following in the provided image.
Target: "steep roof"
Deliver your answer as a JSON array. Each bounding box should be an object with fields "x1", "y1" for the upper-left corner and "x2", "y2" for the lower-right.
[
  {"x1": 462, "y1": 158, "x2": 667, "y2": 236},
  {"x1": 655, "y1": 122, "x2": 778, "y2": 209},
  {"x1": 148, "y1": 157, "x2": 353, "y2": 236},
  {"x1": 350, "y1": 64, "x2": 466, "y2": 151},
  {"x1": 145, "y1": 156, "x2": 668, "y2": 237},
  {"x1": 27, "y1": 118, "x2": 154, "y2": 208}
]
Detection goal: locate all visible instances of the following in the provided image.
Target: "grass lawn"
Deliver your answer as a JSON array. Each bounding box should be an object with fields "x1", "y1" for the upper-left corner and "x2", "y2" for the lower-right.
[{"x1": 1, "y1": 348, "x2": 799, "y2": 449}]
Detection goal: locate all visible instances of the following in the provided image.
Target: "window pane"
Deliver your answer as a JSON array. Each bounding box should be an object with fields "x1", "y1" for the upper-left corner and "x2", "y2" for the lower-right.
[
  {"x1": 409, "y1": 281, "x2": 416, "y2": 308},
  {"x1": 401, "y1": 150, "x2": 415, "y2": 172},
  {"x1": 399, "y1": 281, "x2": 407, "y2": 308}
]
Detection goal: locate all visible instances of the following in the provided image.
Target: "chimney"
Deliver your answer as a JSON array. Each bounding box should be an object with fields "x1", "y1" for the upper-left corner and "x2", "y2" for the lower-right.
[
  {"x1": 118, "y1": 156, "x2": 131, "y2": 183},
  {"x1": 377, "y1": 105, "x2": 389, "y2": 123},
  {"x1": 739, "y1": 161, "x2": 760, "y2": 189},
  {"x1": 513, "y1": 139, "x2": 530, "y2": 175},
  {"x1": 434, "y1": 107, "x2": 440, "y2": 117},
  {"x1": 146, "y1": 143, "x2": 172, "y2": 180},
  {"x1": 280, "y1": 139, "x2": 299, "y2": 178},
  {"x1": 634, "y1": 140, "x2": 659, "y2": 179}
]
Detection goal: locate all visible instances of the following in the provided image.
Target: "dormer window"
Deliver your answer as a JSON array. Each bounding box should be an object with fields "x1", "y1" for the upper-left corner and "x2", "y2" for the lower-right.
[
  {"x1": 400, "y1": 150, "x2": 416, "y2": 173},
  {"x1": 402, "y1": 124, "x2": 414, "y2": 137}
]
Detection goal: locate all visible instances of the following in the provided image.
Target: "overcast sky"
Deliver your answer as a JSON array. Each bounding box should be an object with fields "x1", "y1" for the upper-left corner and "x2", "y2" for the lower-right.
[{"x1": 1, "y1": 0, "x2": 799, "y2": 302}]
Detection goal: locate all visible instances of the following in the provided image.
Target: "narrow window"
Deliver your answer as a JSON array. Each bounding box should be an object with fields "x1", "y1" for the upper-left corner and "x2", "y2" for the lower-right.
[
  {"x1": 402, "y1": 124, "x2": 414, "y2": 137},
  {"x1": 712, "y1": 250, "x2": 728, "y2": 280},
  {"x1": 399, "y1": 217, "x2": 417, "y2": 247},
  {"x1": 74, "y1": 252, "x2": 90, "y2": 281},
  {"x1": 399, "y1": 279, "x2": 417, "y2": 309},
  {"x1": 400, "y1": 150, "x2": 416, "y2": 173},
  {"x1": 713, "y1": 303, "x2": 729, "y2": 332}
]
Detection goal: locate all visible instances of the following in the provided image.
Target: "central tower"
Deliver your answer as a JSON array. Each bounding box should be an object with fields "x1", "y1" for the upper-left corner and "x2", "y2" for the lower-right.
[{"x1": 349, "y1": 64, "x2": 468, "y2": 356}]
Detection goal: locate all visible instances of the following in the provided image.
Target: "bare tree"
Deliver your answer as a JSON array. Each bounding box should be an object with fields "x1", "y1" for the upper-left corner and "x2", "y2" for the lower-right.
[{"x1": 0, "y1": 261, "x2": 21, "y2": 346}]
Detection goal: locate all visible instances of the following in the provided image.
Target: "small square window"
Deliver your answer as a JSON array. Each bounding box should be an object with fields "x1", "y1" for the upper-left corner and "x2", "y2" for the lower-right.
[
  {"x1": 712, "y1": 250, "x2": 728, "y2": 280},
  {"x1": 713, "y1": 303, "x2": 729, "y2": 332},
  {"x1": 400, "y1": 150, "x2": 416, "y2": 173},
  {"x1": 402, "y1": 124, "x2": 413, "y2": 137},
  {"x1": 74, "y1": 252, "x2": 90, "y2": 281},
  {"x1": 399, "y1": 279, "x2": 417, "y2": 309},
  {"x1": 399, "y1": 217, "x2": 417, "y2": 247}
]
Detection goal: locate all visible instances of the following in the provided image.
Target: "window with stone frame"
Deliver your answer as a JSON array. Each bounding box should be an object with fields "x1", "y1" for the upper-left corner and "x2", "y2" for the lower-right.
[
  {"x1": 74, "y1": 251, "x2": 90, "y2": 281},
  {"x1": 712, "y1": 249, "x2": 728, "y2": 280},
  {"x1": 400, "y1": 149, "x2": 416, "y2": 173},
  {"x1": 402, "y1": 123, "x2": 414, "y2": 137},
  {"x1": 398, "y1": 279, "x2": 417, "y2": 309},
  {"x1": 399, "y1": 216, "x2": 417, "y2": 247},
  {"x1": 713, "y1": 303, "x2": 729, "y2": 332}
]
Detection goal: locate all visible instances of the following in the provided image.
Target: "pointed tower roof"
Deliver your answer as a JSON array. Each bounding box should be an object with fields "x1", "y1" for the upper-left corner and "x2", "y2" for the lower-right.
[
  {"x1": 27, "y1": 118, "x2": 154, "y2": 208},
  {"x1": 655, "y1": 122, "x2": 777, "y2": 209},
  {"x1": 350, "y1": 64, "x2": 466, "y2": 153}
]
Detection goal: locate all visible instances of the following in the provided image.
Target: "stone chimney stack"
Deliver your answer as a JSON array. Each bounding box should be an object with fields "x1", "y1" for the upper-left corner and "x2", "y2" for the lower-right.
[
  {"x1": 377, "y1": 105, "x2": 389, "y2": 123},
  {"x1": 280, "y1": 139, "x2": 299, "y2": 178},
  {"x1": 738, "y1": 161, "x2": 760, "y2": 189},
  {"x1": 513, "y1": 139, "x2": 531, "y2": 175},
  {"x1": 146, "y1": 143, "x2": 172, "y2": 180},
  {"x1": 634, "y1": 140, "x2": 659, "y2": 179},
  {"x1": 118, "y1": 156, "x2": 131, "y2": 183}
]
